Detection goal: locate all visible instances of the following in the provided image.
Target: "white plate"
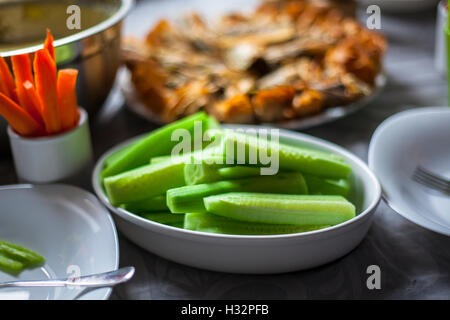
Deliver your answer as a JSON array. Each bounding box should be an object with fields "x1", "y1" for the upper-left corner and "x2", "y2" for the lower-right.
[
  {"x1": 369, "y1": 107, "x2": 450, "y2": 236},
  {"x1": 0, "y1": 184, "x2": 119, "y2": 300},
  {"x1": 120, "y1": 69, "x2": 386, "y2": 130},
  {"x1": 93, "y1": 126, "x2": 381, "y2": 274}
]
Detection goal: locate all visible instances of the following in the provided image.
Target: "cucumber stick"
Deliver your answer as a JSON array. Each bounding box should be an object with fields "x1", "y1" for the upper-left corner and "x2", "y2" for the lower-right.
[
  {"x1": 120, "y1": 195, "x2": 168, "y2": 214},
  {"x1": 303, "y1": 174, "x2": 350, "y2": 197},
  {"x1": 192, "y1": 166, "x2": 351, "y2": 196},
  {"x1": 0, "y1": 253, "x2": 24, "y2": 274},
  {"x1": 104, "y1": 158, "x2": 186, "y2": 205},
  {"x1": 219, "y1": 167, "x2": 350, "y2": 197},
  {"x1": 204, "y1": 193, "x2": 355, "y2": 226},
  {"x1": 214, "y1": 130, "x2": 351, "y2": 179},
  {"x1": 140, "y1": 212, "x2": 185, "y2": 227},
  {"x1": 217, "y1": 166, "x2": 261, "y2": 180},
  {"x1": 101, "y1": 112, "x2": 218, "y2": 178},
  {"x1": 185, "y1": 165, "x2": 262, "y2": 185},
  {"x1": 184, "y1": 212, "x2": 329, "y2": 235},
  {"x1": 167, "y1": 173, "x2": 308, "y2": 213},
  {"x1": 150, "y1": 155, "x2": 171, "y2": 164},
  {"x1": 104, "y1": 142, "x2": 136, "y2": 168},
  {"x1": 0, "y1": 240, "x2": 45, "y2": 274},
  {"x1": 184, "y1": 163, "x2": 222, "y2": 185},
  {"x1": 185, "y1": 165, "x2": 274, "y2": 185}
]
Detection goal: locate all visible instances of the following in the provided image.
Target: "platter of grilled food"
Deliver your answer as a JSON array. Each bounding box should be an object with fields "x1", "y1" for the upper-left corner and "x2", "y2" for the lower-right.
[{"x1": 120, "y1": 0, "x2": 387, "y2": 129}]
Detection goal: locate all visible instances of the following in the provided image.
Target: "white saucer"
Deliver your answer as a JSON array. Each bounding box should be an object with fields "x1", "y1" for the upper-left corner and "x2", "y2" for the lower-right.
[
  {"x1": 369, "y1": 107, "x2": 450, "y2": 236},
  {"x1": 0, "y1": 184, "x2": 119, "y2": 299}
]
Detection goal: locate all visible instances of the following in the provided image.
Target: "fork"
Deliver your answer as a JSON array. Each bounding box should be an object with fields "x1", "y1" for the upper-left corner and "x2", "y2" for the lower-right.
[
  {"x1": 412, "y1": 166, "x2": 450, "y2": 195},
  {"x1": 0, "y1": 266, "x2": 135, "y2": 289}
]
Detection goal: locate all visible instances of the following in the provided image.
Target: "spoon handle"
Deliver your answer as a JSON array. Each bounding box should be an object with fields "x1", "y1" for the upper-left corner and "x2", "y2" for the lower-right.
[{"x1": 0, "y1": 266, "x2": 135, "y2": 289}]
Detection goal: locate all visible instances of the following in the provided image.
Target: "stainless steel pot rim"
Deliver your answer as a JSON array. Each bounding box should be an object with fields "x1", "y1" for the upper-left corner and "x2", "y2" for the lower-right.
[{"x1": 0, "y1": 0, "x2": 134, "y2": 57}]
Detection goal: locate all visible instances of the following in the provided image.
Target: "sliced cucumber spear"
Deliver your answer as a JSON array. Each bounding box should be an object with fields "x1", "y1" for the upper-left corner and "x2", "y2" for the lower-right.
[
  {"x1": 184, "y1": 212, "x2": 329, "y2": 235},
  {"x1": 140, "y1": 212, "x2": 185, "y2": 227},
  {"x1": 0, "y1": 253, "x2": 24, "y2": 274},
  {"x1": 0, "y1": 240, "x2": 45, "y2": 274},
  {"x1": 217, "y1": 166, "x2": 261, "y2": 180},
  {"x1": 204, "y1": 193, "x2": 355, "y2": 226},
  {"x1": 0, "y1": 240, "x2": 45, "y2": 266},
  {"x1": 184, "y1": 163, "x2": 223, "y2": 185},
  {"x1": 104, "y1": 158, "x2": 186, "y2": 205},
  {"x1": 103, "y1": 142, "x2": 136, "y2": 169},
  {"x1": 183, "y1": 152, "x2": 227, "y2": 185},
  {"x1": 167, "y1": 173, "x2": 308, "y2": 213},
  {"x1": 101, "y1": 112, "x2": 219, "y2": 178},
  {"x1": 120, "y1": 195, "x2": 168, "y2": 214},
  {"x1": 150, "y1": 155, "x2": 171, "y2": 164},
  {"x1": 211, "y1": 130, "x2": 351, "y2": 179},
  {"x1": 303, "y1": 174, "x2": 350, "y2": 197}
]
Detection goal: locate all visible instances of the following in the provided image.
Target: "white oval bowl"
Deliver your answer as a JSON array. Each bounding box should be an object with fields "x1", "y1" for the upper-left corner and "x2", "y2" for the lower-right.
[
  {"x1": 93, "y1": 126, "x2": 381, "y2": 274},
  {"x1": 0, "y1": 184, "x2": 119, "y2": 300}
]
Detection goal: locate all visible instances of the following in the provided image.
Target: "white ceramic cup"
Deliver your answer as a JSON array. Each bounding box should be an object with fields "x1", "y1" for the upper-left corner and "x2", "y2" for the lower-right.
[{"x1": 7, "y1": 108, "x2": 93, "y2": 184}]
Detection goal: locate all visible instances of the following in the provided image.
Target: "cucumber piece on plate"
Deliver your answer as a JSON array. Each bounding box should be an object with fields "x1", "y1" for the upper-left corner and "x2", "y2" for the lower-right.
[
  {"x1": 0, "y1": 240, "x2": 45, "y2": 266},
  {"x1": 167, "y1": 173, "x2": 308, "y2": 213},
  {"x1": 120, "y1": 195, "x2": 168, "y2": 214},
  {"x1": 204, "y1": 193, "x2": 355, "y2": 226},
  {"x1": 184, "y1": 212, "x2": 329, "y2": 235},
  {"x1": 212, "y1": 130, "x2": 351, "y2": 179},
  {"x1": 101, "y1": 112, "x2": 218, "y2": 178},
  {"x1": 104, "y1": 158, "x2": 186, "y2": 205},
  {"x1": 0, "y1": 253, "x2": 24, "y2": 274}
]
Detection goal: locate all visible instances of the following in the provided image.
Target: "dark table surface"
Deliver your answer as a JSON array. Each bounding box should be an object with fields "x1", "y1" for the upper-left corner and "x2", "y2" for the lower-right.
[{"x1": 1, "y1": 0, "x2": 449, "y2": 299}]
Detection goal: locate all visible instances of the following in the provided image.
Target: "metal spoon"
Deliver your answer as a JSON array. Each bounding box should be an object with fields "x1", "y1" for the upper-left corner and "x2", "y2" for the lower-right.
[{"x1": 0, "y1": 266, "x2": 135, "y2": 289}]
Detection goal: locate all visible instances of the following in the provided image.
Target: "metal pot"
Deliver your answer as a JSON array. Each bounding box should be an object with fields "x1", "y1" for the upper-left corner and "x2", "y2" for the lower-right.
[{"x1": 0, "y1": 0, "x2": 134, "y2": 150}]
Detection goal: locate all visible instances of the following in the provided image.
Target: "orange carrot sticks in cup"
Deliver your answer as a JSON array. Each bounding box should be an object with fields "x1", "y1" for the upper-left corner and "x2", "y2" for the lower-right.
[
  {"x1": 34, "y1": 49, "x2": 61, "y2": 134},
  {"x1": 0, "y1": 30, "x2": 81, "y2": 138},
  {"x1": 0, "y1": 93, "x2": 45, "y2": 136},
  {"x1": 57, "y1": 69, "x2": 79, "y2": 130}
]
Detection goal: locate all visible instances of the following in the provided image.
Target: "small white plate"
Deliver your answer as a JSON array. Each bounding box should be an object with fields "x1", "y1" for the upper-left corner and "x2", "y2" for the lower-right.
[
  {"x1": 94, "y1": 126, "x2": 381, "y2": 274},
  {"x1": 0, "y1": 184, "x2": 119, "y2": 300},
  {"x1": 369, "y1": 107, "x2": 450, "y2": 236}
]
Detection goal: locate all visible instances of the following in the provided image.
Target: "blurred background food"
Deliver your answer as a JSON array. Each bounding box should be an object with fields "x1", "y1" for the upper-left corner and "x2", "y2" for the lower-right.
[{"x1": 123, "y1": 0, "x2": 386, "y2": 124}]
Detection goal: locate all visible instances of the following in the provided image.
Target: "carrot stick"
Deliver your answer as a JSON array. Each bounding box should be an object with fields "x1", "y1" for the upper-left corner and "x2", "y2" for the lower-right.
[
  {"x1": 44, "y1": 29, "x2": 55, "y2": 61},
  {"x1": 0, "y1": 75, "x2": 8, "y2": 98},
  {"x1": 11, "y1": 54, "x2": 39, "y2": 119},
  {"x1": 57, "y1": 69, "x2": 79, "y2": 130},
  {"x1": 21, "y1": 80, "x2": 45, "y2": 127},
  {"x1": 11, "y1": 54, "x2": 34, "y2": 85},
  {"x1": 34, "y1": 49, "x2": 61, "y2": 133},
  {"x1": 0, "y1": 57, "x2": 18, "y2": 101},
  {"x1": 0, "y1": 93, "x2": 45, "y2": 137}
]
